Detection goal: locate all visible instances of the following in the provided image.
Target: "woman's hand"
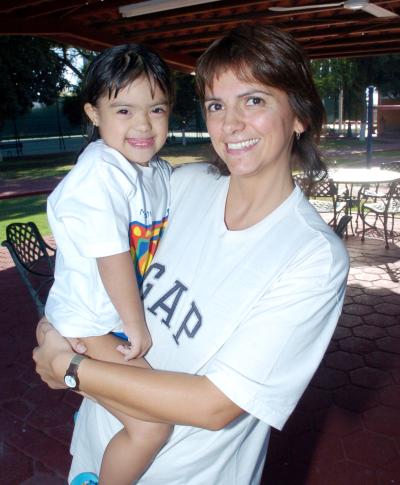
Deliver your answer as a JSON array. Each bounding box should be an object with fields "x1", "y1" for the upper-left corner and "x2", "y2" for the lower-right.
[{"x1": 33, "y1": 318, "x2": 75, "y2": 389}]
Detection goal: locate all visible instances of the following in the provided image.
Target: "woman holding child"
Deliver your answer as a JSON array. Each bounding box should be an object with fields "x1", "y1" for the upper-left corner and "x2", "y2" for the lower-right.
[{"x1": 34, "y1": 24, "x2": 349, "y2": 484}]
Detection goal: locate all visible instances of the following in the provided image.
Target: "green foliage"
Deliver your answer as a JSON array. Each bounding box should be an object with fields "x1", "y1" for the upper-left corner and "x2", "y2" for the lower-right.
[
  {"x1": 61, "y1": 52, "x2": 95, "y2": 127},
  {"x1": 312, "y1": 55, "x2": 400, "y2": 123},
  {"x1": 365, "y1": 55, "x2": 400, "y2": 97},
  {"x1": 171, "y1": 72, "x2": 199, "y2": 128},
  {"x1": 0, "y1": 36, "x2": 68, "y2": 127},
  {"x1": 63, "y1": 94, "x2": 83, "y2": 127}
]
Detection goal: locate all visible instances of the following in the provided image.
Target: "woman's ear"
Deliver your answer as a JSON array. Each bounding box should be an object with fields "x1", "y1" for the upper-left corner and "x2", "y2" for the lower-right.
[
  {"x1": 84, "y1": 103, "x2": 99, "y2": 126},
  {"x1": 294, "y1": 118, "x2": 306, "y2": 136}
]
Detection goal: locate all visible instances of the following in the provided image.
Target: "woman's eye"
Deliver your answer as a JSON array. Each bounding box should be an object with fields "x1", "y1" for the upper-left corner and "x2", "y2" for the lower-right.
[
  {"x1": 246, "y1": 97, "x2": 264, "y2": 107},
  {"x1": 206, "y1": 102, "x2": 223, "y2": 112}
]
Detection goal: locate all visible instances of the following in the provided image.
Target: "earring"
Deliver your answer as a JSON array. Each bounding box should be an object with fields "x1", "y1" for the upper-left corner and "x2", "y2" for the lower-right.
[{"x1": 296, "y1": 132, "x2": 301, "y2": 141}]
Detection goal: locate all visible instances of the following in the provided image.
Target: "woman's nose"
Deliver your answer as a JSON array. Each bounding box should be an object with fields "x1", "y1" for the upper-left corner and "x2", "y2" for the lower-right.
[{"x1": 222, "y1": 107, "x2": 245, "y2": 134}]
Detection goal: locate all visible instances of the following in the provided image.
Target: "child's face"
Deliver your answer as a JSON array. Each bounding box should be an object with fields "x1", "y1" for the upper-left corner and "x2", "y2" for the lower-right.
[{"x1": 85, "y1": 75, "x2": 169, "y2": 165}]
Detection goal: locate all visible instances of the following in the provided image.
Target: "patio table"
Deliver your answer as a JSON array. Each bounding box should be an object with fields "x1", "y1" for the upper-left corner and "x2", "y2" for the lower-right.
[
  {"x1": 329, "y1": 167, "x2": 400, "y2": 185},
  {"x1": 329, "y1": 167, "x2": 400, "y2": 230}
]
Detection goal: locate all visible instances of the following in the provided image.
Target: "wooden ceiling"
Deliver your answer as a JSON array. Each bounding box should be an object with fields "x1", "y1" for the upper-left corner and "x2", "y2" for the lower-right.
[{"x1": 2, "y1": 1, "x2": 400, "y2": 73}]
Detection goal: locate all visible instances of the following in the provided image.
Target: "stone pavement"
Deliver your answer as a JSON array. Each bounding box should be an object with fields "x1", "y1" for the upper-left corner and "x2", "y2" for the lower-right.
[{"x1": 0, "y1": 228, "x2": 399, "y2": 484}]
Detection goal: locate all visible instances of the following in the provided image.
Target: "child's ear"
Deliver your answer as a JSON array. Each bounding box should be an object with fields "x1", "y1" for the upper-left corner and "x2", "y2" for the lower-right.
[{"x1": 84, "y1": 103, "x2": 99, "y2": 126}]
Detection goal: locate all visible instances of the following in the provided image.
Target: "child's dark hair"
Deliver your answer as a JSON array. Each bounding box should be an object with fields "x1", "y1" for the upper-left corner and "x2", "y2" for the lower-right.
[{"x1": 82, "y1": 44, "x2": 174, "y2": 144}]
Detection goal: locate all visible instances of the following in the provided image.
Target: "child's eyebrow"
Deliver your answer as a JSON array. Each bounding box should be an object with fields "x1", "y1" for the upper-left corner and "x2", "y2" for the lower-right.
[{"x1": 109, "y1": 99, "x2": 169, "y2": 108}]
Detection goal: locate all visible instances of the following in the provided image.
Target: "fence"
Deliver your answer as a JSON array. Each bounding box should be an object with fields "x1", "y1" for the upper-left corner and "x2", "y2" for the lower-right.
[{"x1": 0, "y1": 98, "x2": 208, "y2": 160}]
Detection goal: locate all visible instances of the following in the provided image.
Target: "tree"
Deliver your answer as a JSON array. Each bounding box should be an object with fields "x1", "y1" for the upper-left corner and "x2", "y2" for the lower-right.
[
  {"x1": 312, "y1": 55, "x2": 400, "y2": 136},
  {"x1": 171, "y1": 72, "x2": 199, "y2": 129},
  {"x1": 0, "y1": 36, "x2": 68, "y2": 130},
  {"x1": 60, "y1": 49, "x2": 96, "y2": 128}
]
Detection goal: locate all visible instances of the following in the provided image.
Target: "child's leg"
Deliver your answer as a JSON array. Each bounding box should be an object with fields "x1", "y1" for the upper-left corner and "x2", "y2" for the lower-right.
[
  {"x1": 99, "y1": 409, "x2": 172, "y2": 485},
  {"x1": 78, "y1": 334, "x2": 173, "y2": 485}
]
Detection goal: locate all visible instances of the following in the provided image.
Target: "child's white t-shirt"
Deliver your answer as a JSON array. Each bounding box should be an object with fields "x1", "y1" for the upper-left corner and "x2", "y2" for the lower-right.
[{"x1": 45, "y1": 139, "x2": 171, "y2": 337}]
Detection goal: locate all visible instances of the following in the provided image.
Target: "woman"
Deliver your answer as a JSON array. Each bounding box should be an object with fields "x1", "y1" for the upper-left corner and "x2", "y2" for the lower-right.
[{"x1": 34, "y1": 25, "x2": 349, "y2": 484}]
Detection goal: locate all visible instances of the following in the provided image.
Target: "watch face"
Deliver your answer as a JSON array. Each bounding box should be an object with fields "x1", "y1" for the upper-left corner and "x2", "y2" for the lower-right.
[{"x1": 65, "y1": 375, "x2": 77, "y2": 388}]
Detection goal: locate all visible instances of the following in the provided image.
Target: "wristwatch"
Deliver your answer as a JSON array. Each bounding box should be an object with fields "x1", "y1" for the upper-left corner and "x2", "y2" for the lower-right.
[{"x1": 64, "y1": 354, "x2": 86, "y2": 391}]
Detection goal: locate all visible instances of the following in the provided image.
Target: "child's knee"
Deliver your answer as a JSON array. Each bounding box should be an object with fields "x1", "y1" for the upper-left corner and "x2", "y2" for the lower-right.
[{"x1": 125, "y1": 421, "x2": 172, "y2": 445}]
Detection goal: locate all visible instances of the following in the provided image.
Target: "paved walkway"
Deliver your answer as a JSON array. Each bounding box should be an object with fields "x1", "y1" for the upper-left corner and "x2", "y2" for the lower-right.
[
  {"x1": 0, "y1": 187, "x2": 399, "y2": 483},
  {"x1": 0, "y1": 176, "x2": 60, "y2": 199}
]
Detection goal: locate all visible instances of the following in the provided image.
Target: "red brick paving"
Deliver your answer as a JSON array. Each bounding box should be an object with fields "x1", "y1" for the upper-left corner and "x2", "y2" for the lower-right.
[
  {"x1": 0, "y1": 177, "x2": 60, "y2": 199},
  {"x1": 0, "y1": 214, "x2": 399, "y2": 484}
]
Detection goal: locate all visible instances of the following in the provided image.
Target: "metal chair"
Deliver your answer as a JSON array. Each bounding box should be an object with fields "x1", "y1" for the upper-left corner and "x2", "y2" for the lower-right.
[
  {"x1": 381, "y1": 161, "x2": 400, "y2": 172},
  {"x1": 334, "y1": 215, "x2": 352, "y2": 239},
  {"x1": 2, "y1": 222, "x2": 55, "y2": 316},
  {"x1": 361, "y1": 180, "x2": 400, "y2": 249},
  {"x1": 294, "y1": 174, "x2": 347, "y2": 230}
]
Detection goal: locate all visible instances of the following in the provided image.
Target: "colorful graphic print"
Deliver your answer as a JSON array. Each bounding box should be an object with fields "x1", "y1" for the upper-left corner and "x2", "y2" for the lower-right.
[{"x1": 129, "y1": 216, "x2": 168, "y2": 285}]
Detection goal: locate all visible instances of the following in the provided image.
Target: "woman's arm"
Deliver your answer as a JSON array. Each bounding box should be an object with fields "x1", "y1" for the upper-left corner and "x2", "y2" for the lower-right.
[{"x1": 33, "y1": 321, "x2": 243, "y2": 431}]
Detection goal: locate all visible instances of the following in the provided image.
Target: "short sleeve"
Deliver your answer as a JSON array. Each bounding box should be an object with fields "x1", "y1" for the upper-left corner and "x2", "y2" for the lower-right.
[
  {"x1": 52, "y1": 160, "x2": 137, "y2": 258},
  {"x1": 206, "y1": 240, "x2": 348, "y2": 430}
]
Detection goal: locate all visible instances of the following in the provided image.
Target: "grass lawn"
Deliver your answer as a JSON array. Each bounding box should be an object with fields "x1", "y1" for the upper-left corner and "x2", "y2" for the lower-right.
[
  {"x1": 0, "y1": 195, "x2": 49, "y2": 241},
  {"x1": 1, "y1": 164, "x2": 73, "y2": 180},
  {"x1": 0, "y1": 143, "x2": 213, "y2": 242},
  {"x1": 1, "y1": 137, "x2": 399, "y2": 242}
]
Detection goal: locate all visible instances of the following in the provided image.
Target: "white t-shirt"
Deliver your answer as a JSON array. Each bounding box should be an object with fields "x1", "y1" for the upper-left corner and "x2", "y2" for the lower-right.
[
  {"x1": 45, "y1": 139, "x2": 171, "y2": 337},
  {"x1": 69, "y1": 163, "x2": 349, "y2": 484}
]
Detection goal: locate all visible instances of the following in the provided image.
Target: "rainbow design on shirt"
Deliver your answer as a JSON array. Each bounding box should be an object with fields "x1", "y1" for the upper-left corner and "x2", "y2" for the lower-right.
[{"x1": 129, "y1": 215, "x2": 168, "y2": 285}]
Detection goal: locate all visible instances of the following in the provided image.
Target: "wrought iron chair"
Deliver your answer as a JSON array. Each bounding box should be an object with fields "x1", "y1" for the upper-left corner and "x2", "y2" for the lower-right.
[
  {"x1": 293, "y1": 174, "x2": 347, "y2": 230},
  {"x1": 2, "y1": 222, "x2": 55, "y2": 316},
  {"x1": 381, "y1": 161, "x2": 400, "y2": 172},
  {"x1": 361, "y1": 180, "x2": 400, "y2": 249},
  {"x1": 360, "y1": 162, "x2": 400, "y2": 210},
  {"x1": 334, "y1": 215, "x2": 352, "y2": 239}
]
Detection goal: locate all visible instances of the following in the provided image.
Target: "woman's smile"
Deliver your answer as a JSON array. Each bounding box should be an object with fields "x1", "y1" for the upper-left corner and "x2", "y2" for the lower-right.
[{"x1": 226, "y1": 138, "x2": 260, "y2": 152}]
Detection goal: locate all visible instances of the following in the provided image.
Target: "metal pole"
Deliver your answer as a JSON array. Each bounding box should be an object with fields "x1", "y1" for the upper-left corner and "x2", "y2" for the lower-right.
[
  {"x1": 338, "y1": 87, "x2": 344, "y2": 134},
  {"x1": 366, "y1": 86, "x2": 374, "y2": 168},
  {"x1": 56, "y1": 98, "x2": 66, "y2": 151}
]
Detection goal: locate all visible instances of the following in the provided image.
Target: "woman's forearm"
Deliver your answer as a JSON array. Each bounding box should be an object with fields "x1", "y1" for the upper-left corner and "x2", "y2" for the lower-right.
[{"x1": 55, "y1": 353, "x2": 243, "y2": 430}]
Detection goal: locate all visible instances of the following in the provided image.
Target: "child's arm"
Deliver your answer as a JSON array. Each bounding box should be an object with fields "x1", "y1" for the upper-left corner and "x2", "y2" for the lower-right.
[{"x1": 96, "y1": 251, "x2": 152, "y2": 360}]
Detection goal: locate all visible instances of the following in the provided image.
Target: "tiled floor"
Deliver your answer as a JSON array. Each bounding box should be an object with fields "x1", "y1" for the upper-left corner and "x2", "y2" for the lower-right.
[
  {"x1": 263, "y1": 230, "x2": 400, "y2": 485},
  {"x1": 1, "y1": 227, "x2": 399, "y2": 484}
]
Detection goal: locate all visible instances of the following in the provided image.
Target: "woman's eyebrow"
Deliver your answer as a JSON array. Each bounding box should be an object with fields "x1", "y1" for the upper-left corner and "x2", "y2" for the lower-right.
[
  {"x1": 239, "y1": 89, "x2": 271, "y2": 97},
  {"x1": 204, "y1": 90, "x2": 271, "y2": 102},
  {"x1": 204, "y1": 95, "x2": 221, "y2": 102}
]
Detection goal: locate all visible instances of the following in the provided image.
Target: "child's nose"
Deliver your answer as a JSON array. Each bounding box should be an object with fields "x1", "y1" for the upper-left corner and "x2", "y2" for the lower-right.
[{"x1": 134, "y1": 111, "x2": 151, "y2": 132}]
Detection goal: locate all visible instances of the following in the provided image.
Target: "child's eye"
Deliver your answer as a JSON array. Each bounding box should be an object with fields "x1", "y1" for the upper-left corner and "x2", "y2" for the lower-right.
[
  {"x1": 117, "y1": 109, "x2": 129, "y2": 115},
  {"x1": 152, "y1": 106, "x2": 167, "y2": 114},
  {"x1": 246, "y1": 96, "x2": 264, "y2": 107},
  {"x1": 206, "y1": 102, "x2": 223, "y2": 113}
]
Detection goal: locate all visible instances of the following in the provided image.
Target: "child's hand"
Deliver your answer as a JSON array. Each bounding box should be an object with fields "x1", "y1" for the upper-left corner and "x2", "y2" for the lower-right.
[
  {"x1": 117, "y1": 324, "x2": 152, "y2": 360},
  {"x1": 66, "y1": 337, "x2": 87, "y2": 354}
]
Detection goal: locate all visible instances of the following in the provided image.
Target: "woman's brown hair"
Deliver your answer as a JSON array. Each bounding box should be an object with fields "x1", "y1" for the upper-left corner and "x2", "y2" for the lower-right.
[{"x1": 196, "y1": 24, "x2": 326, "y2": 180}]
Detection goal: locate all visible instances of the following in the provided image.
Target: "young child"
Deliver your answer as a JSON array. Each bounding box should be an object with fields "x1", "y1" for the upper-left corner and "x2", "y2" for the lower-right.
[{"x1": 45, "y1": 44, "x2": 174, "y2": 484}]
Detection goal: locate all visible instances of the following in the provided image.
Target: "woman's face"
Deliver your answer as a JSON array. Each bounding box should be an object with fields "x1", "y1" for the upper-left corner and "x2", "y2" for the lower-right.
[{"x1": 204, "y1": 69, "x2": 304, "y2": 179}]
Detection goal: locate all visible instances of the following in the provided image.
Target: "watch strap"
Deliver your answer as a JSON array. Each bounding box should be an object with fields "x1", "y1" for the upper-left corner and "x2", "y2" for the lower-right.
[{"x1": 64, "y1": 354, "x2": 86, "y2": 390}]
